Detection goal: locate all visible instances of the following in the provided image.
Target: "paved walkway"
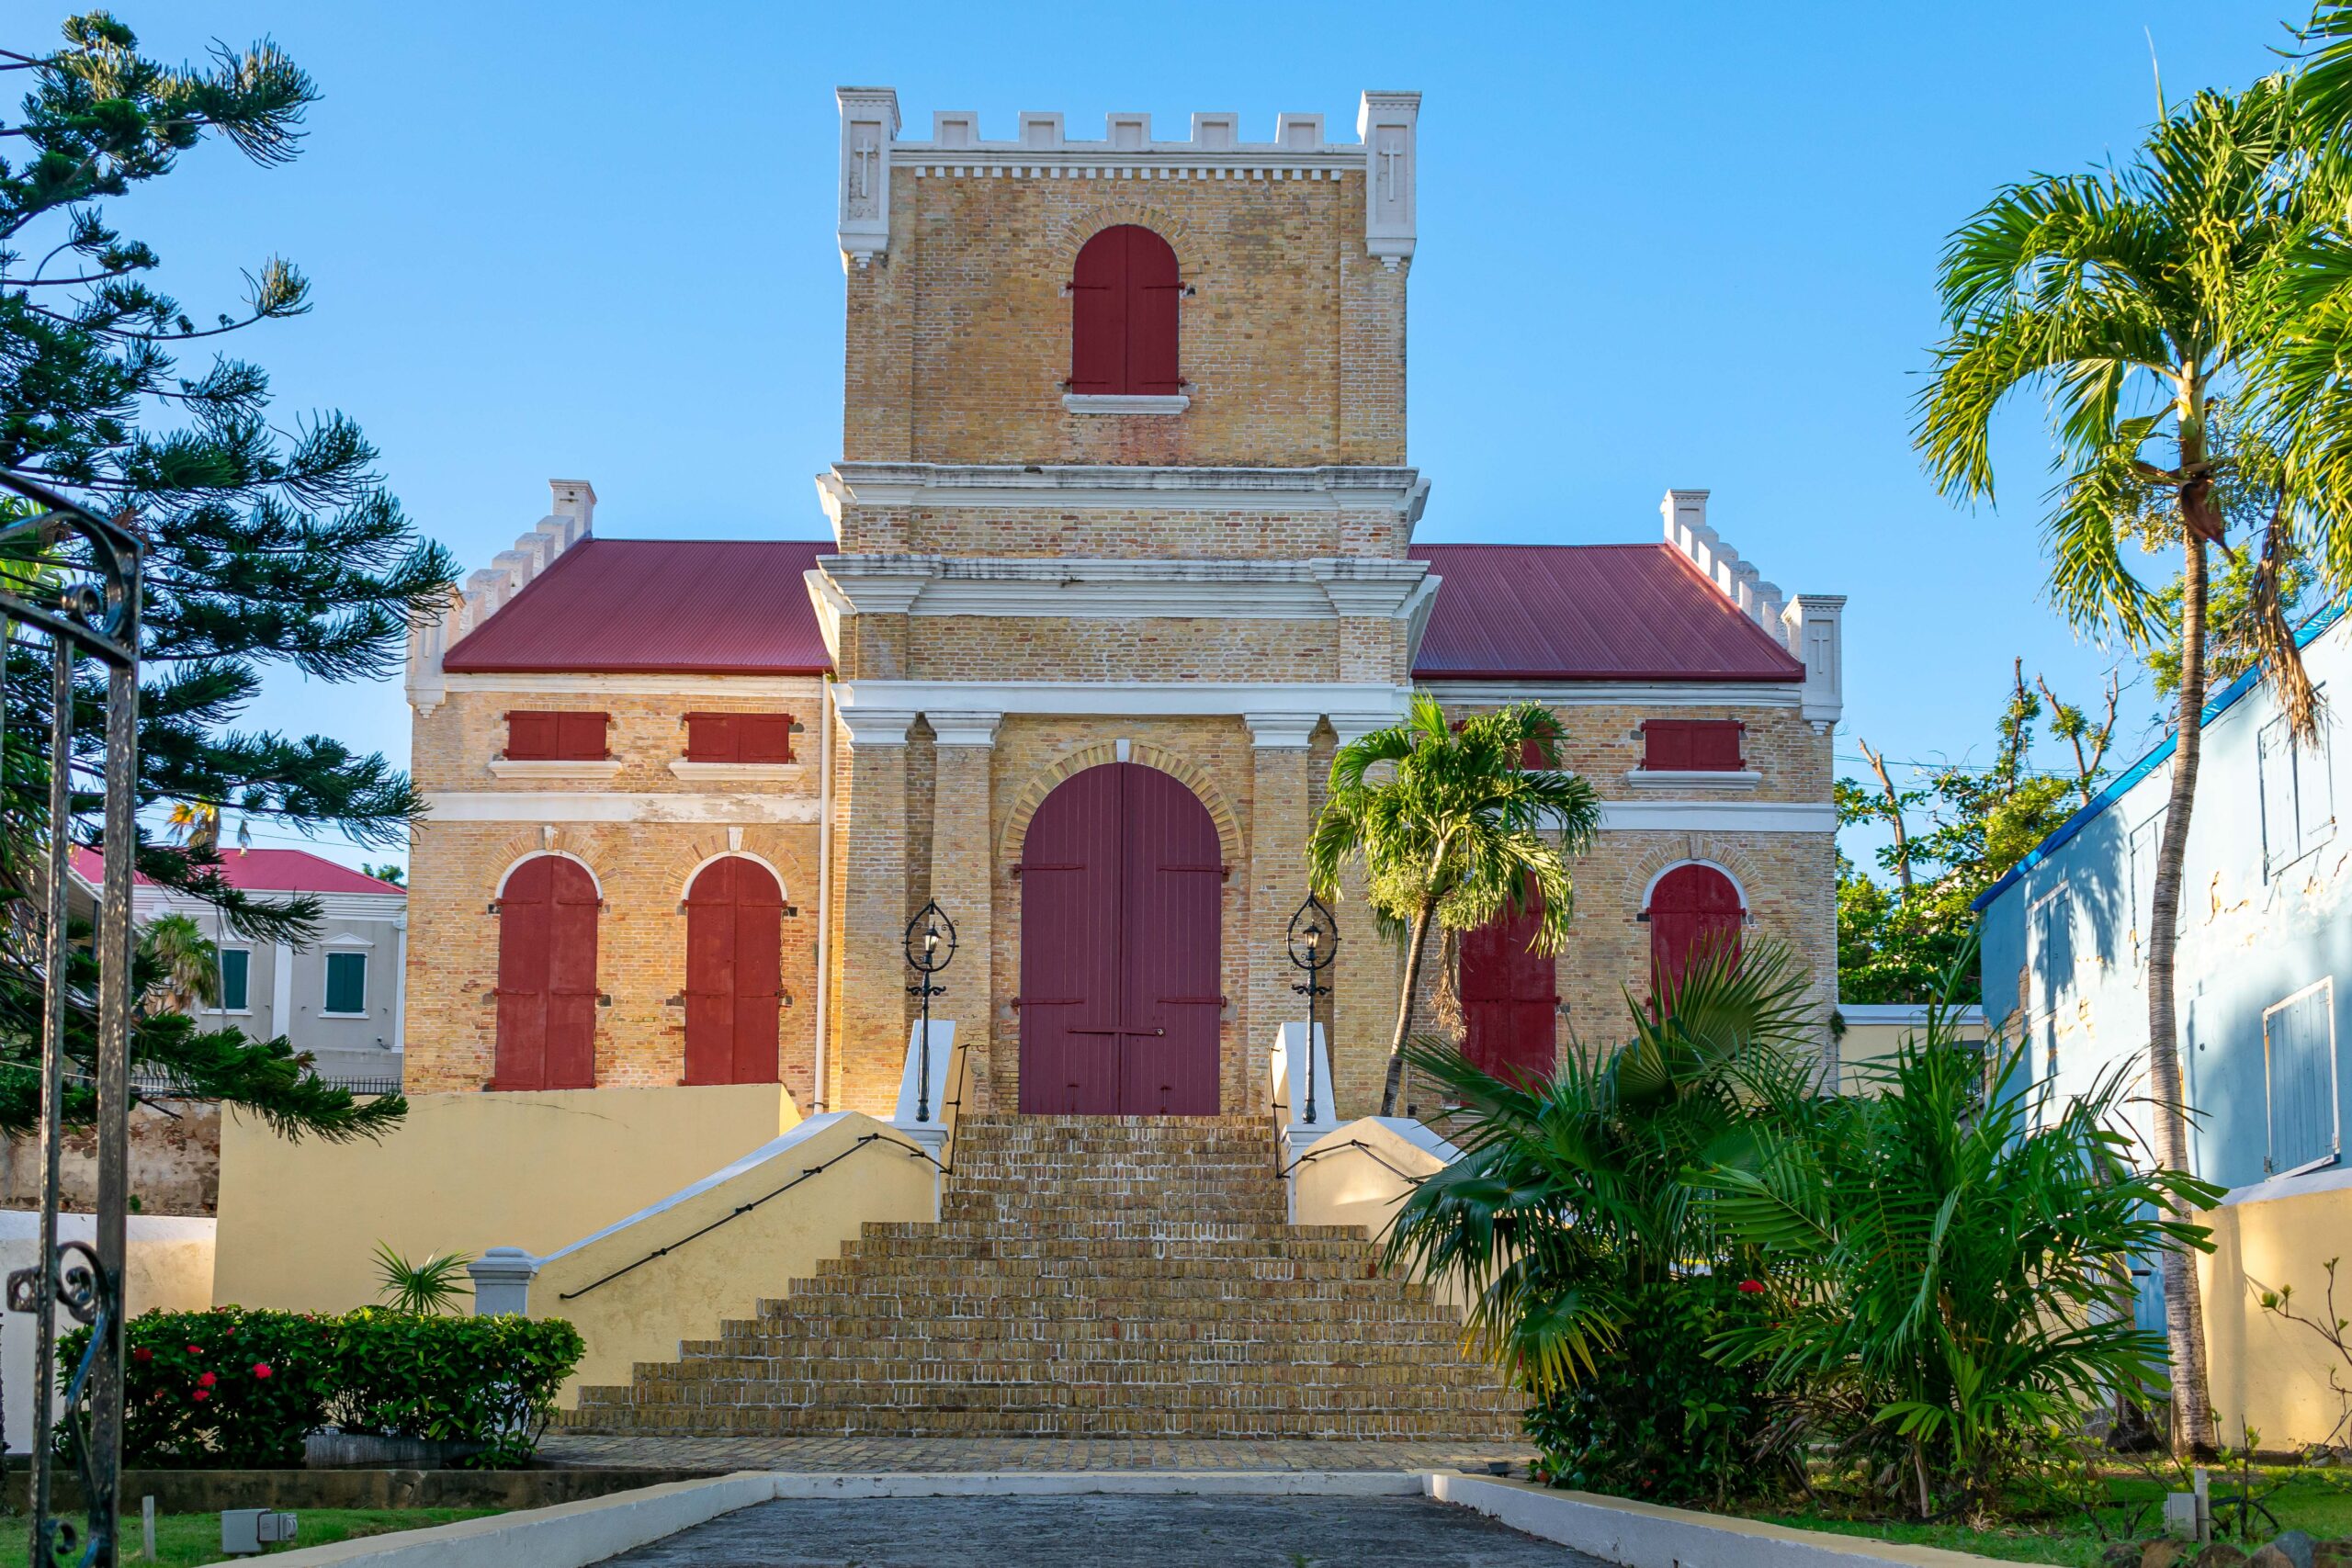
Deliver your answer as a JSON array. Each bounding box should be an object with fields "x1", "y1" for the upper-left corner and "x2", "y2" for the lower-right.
[
  {"x1": 601, "y1": 1494, "x2": 1604, "y2": 1566},
  {"x1": 540, "y1": 1433, "x2": 1535, "y2": 1473}
]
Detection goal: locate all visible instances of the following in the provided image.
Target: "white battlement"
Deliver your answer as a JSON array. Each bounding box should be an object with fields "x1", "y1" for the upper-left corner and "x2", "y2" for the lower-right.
[
  {"x1": 404, "y1": 479, "x2": 595, "y2": 716},
  {"x1": 1661, "y1": 489, "x2": 1844, "y2": 730},
  {"x1": 836, "y1": 88, "x2": 1420, "y2": 269}
]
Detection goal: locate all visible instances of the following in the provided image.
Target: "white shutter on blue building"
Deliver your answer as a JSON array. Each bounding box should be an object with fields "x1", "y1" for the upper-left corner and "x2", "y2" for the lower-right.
[{"x1": 2265, "y1": 981, "x2": 2338, "y2": 1177}]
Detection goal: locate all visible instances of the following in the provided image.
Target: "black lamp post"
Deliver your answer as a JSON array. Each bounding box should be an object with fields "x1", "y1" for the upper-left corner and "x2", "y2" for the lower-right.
[
  {"x1": 1286, "y1": 893, "x2": 1338, "y2": 1126},
  {"x1": 902, "y1": 899, "x2": 956, "y2": 1123}
]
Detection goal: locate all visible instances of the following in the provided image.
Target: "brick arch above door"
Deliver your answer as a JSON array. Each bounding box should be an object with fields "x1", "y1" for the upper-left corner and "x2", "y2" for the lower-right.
[{"x1": 1001, "y1": 739, "x2": 1242, "y2": 872}]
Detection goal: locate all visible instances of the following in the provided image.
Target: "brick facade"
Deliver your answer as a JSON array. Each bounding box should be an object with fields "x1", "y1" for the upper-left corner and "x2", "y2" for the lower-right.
[{"x1": 400, "y1": 90, "x2": 1842, "y2": 1128}]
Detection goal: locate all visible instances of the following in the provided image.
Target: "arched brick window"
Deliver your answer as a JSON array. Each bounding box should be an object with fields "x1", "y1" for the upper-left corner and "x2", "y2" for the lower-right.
[
  {"x1": 1645, "y1": 863, "x2": 1745, "y2": 1002},
  {"x1": 1069, "y1": 225, "x2": 1182, "y2": 396},
  {"x1": 494, "y1": 855, "x2": 599, "y2": 1089},
  {"x1": 684, "y1": 855, "x2": 784, "y2": 1086}
]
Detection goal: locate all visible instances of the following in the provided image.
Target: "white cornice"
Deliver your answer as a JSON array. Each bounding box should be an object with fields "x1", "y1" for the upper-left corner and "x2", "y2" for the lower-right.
[
  {"x1": 1422, "y1": 681, "x2": 1802, "y2": 709},
  {"x1": 1623, "y1": 769, "x2": 1761, "y2": 792},
  {"x1": 811, "y1": 556, "x2": 1430, "y2": 621},
  {"x1": 667, "y1": 761, "x2": 809, "y2": 784},
  {"x1": 424, "y1": 793, "x2": 822, "y2": 825},
  {"x1": 1595, "y1": 799, "x2": 1835, "y2": 834},
  {"x1": 833, "y1": 680, "x2": 1408, "y2": 728},
  {"x1": 442, "y1": 673, "x2": 828, "y2": 698},
  {"x1": 819, "y1": 463, "x2": 1429, "y2": 521},
  {"x1": 486, "y1": 759, "x2": 622, "y2": 783}
]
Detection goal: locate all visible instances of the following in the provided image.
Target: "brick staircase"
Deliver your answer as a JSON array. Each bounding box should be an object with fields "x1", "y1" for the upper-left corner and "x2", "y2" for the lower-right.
[{"x1": 563, "y1": 1113, "x2": 1523, "y2": 1438}]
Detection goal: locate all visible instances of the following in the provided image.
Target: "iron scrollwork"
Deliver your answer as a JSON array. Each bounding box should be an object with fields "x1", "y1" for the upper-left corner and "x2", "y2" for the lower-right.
[
  {"x1": 902, "y1": 899, "x2": 956, "y2": 1123},
  {"x1": 0, "y1": 471, "x2": 143, "y2": 1568},
  {"x1": 1286, "y1": 894, "x2": 1338, "y2": 1127}
]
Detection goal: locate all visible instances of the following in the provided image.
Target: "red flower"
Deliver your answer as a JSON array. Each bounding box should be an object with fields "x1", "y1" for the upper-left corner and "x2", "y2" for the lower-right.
[
  {"x1": 252, "y1": 1363, "x2": 272, "y2": 1380},
  {"x1": 196, "y1": 1371, "x2": 216, "y2": 1389},
  {"x1": 1736, "y1": 1280, "x2": 1766, "y2": 1294},
  {"x1": 191, "y1": 1389, "x2": 209, "y2": 1403},
  {"x1": 186, "y1": 1345, "x2": 202, "y2": 1355},
  {"x1": 131, "y1": 1347, "x2": 152, "y2": 1363}
]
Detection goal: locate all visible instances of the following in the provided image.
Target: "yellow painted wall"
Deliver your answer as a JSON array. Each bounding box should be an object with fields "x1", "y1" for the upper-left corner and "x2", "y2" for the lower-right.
[
  {"x1": 213, "y1": 1084, "x2": 798, "y2": 1313},
  {"x1": 534, "y1": 1111, "x2": 938, "y2": 1401},
  {"x1": 1837, "y1": 1012, "x2": 1988, "y2": 1094},
  {"x1": 1291, "y1": 1117, "x2": 1469, "y2": 1317},
  {"x1": 2197, "y1": 1177, "x2": 2352, "y2": 1449}
]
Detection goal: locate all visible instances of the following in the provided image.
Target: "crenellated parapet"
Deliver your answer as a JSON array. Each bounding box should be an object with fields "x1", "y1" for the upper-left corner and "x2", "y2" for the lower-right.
[
  {"x1": 1661, "y1": 489, "x2": 1844, "y2": 730},
  {"x1": 404, "y1": 479, "x2": 596, "y2": 716},
  {"x1": 834, "y1": 88, "x2": 1419, "y2": 271}
]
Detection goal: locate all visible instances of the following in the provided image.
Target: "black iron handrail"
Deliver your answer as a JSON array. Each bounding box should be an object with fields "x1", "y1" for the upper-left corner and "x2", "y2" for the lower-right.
[{"x1": 556, "y1": 1130, "x2": 946, "y2": 1303}]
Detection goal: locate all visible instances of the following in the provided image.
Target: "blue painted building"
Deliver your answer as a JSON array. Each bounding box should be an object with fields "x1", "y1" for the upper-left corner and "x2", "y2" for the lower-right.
[{"x1": 1977, "y1": 604, "x2": 2348, "y2": 1196}]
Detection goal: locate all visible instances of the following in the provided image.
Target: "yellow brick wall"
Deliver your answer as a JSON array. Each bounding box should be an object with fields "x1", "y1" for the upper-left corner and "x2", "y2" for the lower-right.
[
  {"x1": 412, "y1": 689, "x2": 824, "y2": 795},
  {"x1": 903, "y1": 616, "x2": 1351, "y2": 684},
  {"x1": 841, "y1": 175, "x2": 1405, "y2": 468}
]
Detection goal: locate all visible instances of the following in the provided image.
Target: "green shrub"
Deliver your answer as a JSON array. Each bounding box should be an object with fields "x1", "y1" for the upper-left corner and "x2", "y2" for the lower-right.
[
  {"x1": 1523, "y1": 1274, "x2": 1770, "y2": 1506},
  {"x1": 62, "y1": 1307, "x2": 583, "y2": 1470},
  {"x1": 329, "y1": 1308, "x2": 584, "y2": 1468}
]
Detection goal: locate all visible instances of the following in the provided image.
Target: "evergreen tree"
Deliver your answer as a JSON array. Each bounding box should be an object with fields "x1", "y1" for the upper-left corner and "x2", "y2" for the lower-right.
[{"x1": 0, "y1": 13, "x2": 456, "y2": 1137}]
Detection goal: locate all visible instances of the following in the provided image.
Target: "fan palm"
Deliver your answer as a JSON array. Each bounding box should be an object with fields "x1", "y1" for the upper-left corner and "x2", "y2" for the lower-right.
[
  {"x1": 1307, "y1": 694, "x2": 1600, "y2": 1116},
  {"x1": 136, "y1": 913, "x2": 219, "y2": 1016},
  {"x1": 1383, "y1": 939, "x2": 1816, "y2": 1393},
  {"x1": 1915, "y1": 78, "x2": 2307, "y2": 1452}
]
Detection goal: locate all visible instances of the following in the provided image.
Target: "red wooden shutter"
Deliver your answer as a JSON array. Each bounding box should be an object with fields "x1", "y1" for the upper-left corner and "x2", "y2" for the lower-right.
[
  {"x1": 1643, "y1": 720, "x2": 1741, "y2": 772},
  {"x1": 505, "y1": 712, "x2": 559, "y2": 760},
  {"x1": 684, "y1": 857, "x2": 783, "y2": 1085},
  {"x1": 684, "y1": 713, "x2": 737, "y2": 761},
  {"x1": 1124, "y1": 227, "x2": 1182, "y2": 395},
  {"x1": 1647, "y1": 863, "x2": 1744, "y2": 1005},
  {"x1": 1460, "y1": 883, "x2": 1557, "y2": 1087},
  {"x1": 741, "y1": 714, "x2": 792, "y2": 763},
  {"x1": 556, "y1": 712, "x2": 607, "y2": 760},
  {"x1": 1069, "y1": 229, "x2": 1125, "y2": 395},
  {"x1": 508, "y1": 712, "x2": 607, "y2": 761},
  {"x1": 493, "y1": 855, "x2": 599, "y2": 1089}
]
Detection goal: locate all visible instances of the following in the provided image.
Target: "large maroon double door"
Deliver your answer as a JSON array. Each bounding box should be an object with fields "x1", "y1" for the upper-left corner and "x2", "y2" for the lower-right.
[{"x1": 1018, "y1": 762, "x2": 1222, "y2": 1115}]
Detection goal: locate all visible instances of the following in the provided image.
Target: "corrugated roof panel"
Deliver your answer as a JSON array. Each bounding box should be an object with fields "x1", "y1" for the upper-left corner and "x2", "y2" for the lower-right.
[
  {"x1": 442, "y1": 539, "x2": 834, "y2": 676},
  {"x1": 1410, "y1": 544, "x2": 1805, "y2": 682},
  {"x1": 74, "y1": 847, "x2": 405, "y2": 897}
]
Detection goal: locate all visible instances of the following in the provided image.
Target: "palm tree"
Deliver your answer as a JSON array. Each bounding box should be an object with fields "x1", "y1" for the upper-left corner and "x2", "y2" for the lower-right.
[
  {"x1": 1916, "y1": 79, "x2": 2306, "y2": 1454},
  {"x1": 1306, "y1": 694, "x2": 1599, "y2": 1117},
  {"x1": 137, "y1": 913, "x2": 219, "y2": 1016}
]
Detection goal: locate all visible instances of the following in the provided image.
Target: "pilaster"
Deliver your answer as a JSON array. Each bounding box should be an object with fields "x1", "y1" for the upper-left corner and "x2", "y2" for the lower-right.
[
  {"x1": 1245, "y1": 714, "x2": 1317, "y2": 1108},
  {"x1": 834, "y1": 706, "x2": 916, "y2": 1116},
  {"x1": 927, "y1": 711, "x2": 1001, "y2": 1111},
  {"x1": 1323, "y1": 713, "x2": 1403, "y2": 1117}
]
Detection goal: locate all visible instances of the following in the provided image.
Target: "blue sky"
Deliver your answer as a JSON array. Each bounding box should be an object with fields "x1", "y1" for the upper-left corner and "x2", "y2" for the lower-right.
[{"x1": 75, "y1": 1, "x2": 2298, "y2": 872}]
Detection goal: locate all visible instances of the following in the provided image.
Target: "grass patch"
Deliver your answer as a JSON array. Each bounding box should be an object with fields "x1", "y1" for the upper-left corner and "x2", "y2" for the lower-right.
[
  {"x1": 0, "y1": 1506, "x2": 498, "y2": 1566},
  {"x1": 1720, "y1": 1468, "x2": 2352, "y2": 1567}
]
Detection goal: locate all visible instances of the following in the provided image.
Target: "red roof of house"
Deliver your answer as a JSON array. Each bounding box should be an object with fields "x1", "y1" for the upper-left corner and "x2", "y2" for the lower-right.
[
  {"x1": 1409, "y1": 544, "x2": 1807, "y2": 683},
  {"x1": 442, "y1": 539, "x2": 835, "y2": 676},
  {"x1": 72, "y1": 847, "x2": 404, "y2": 897}
]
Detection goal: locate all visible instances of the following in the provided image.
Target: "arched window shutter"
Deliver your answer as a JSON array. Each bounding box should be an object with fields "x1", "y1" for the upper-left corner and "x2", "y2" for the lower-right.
[
  {"x1": 1069, "y1": 226, "x2": 1181, "y2": 396},
  {"x1": 1646, "y1": 863, "x2": 1745, "y2": 1004},
  {"x1": 684, "y1": 856, "x2": 784, "y2": 1085},
  {"x1": 494, "y1": 855, "x2": 599, "y2": 1089}
]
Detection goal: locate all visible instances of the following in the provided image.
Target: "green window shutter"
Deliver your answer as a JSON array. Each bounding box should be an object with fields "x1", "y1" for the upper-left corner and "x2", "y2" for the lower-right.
[
  {"x1": 324, "y1": 952, "x2": 367, "y2": 1015},
  {"x1": 219, "y1": 949, "x2": 249, "y2": 1012}
]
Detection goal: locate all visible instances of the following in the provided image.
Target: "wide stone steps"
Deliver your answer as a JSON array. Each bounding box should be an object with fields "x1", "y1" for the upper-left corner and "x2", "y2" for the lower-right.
[{"x1": 562, "y1": 1111, "x2": 1523, "y2": 1440}]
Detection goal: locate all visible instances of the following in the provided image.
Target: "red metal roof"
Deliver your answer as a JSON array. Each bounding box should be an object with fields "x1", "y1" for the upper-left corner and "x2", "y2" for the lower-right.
[
  {"x1": 442, "y1": 539, "x2": 834, "y2": 676},
  {"x1": 1410, "y1": 544, "x2": 1806, "y2": 682},
  {"x1": 74, "y1": 847, "x2": 404, "y2": 897}
]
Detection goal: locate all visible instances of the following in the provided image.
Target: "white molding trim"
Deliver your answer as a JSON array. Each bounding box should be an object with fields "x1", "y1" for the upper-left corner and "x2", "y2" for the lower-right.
[
  {"x1": 493, "y1": 851, "x2": 605, "y2": 899},
  {"x1": 818, "y1": 463, "x2": 1429, "y2": 522},
  {"x1": 1640, "y1": 858, "x2": 1749, "y2": 909},
  {"x1": 832, "y1": 680, "x2": 1408, "y2": 730},
  {"x1": 812, "y1": 556, "x2": 1432, "y2": 622},
  {"x1": 1243, "y1": 713, "x2": 1318, "y2": 750},
  {"x1": 927, "y1": 710, "x2": 1004, "y2": 747},
  {"x1": 1598, "y1": 799, "x2": 1836, "y2": 834},
  {"x1": 445, "y1": 673, "x2": 827, "y2": 699},
  {"x1": 131, "y1": 886, "x2": 403, "y2": 925},
  {"x1": 322, "y1": 932, "x2": 375, "y2": 948},
  {"x1": 1624, "y1": 768, "x2": 1760, "y2": 792},
  {"x1": 667, "y1": 761, "x2": 808, "y2": 784},
  {"x1": 1423, "y1": 681, "x2": 1801, "y2": 709},
  {"x1": 680, "y1": 850, "x2": 787, "y2": 903},
  {"x1": 1062, "y1": 393, "x2": 1190, "y2": 416},
  {"x1": 435, "y1": 794, "x2": 822, "y2": 826},
  {"x1": 834, "y1": 706, "x2": 918, "y2": 747},
  {"x1": 487, "y1": 759, "x2": 623, "y2": 783}
]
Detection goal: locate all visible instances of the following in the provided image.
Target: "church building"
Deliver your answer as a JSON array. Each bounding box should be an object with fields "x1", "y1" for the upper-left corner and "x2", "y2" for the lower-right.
[{"x1": 399, "y1": 89, "x2": 1845, "y2": 1126}]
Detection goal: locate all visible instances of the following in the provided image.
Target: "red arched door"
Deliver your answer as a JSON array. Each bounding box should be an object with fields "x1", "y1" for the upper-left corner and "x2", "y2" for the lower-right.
[
  {"x1": 1460, "y1": 884, "x2": 1557, "y2": 1086},
  {"x1": 1647, "y1": 863, "x2": 1745, "y2": 1002},
  {"x1": 494, "y1": 855, "x2": 599, "y2": 1089},
  {"x1": 1018, "y1": 762, "x2": 1221, "y2": 1115},
  {"x1": 684, "y1": 856, "x2": 783, "y2": 1085}
]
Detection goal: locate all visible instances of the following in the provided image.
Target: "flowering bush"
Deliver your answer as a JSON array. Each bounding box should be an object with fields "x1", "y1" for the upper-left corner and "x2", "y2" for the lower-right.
[{"x1": 61, "y1": 1307, "x2": 583, "y2": 1469}]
